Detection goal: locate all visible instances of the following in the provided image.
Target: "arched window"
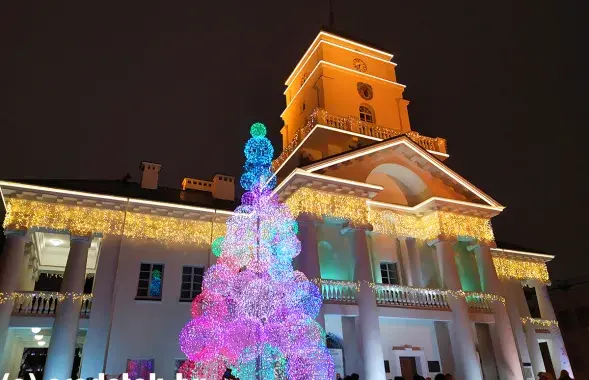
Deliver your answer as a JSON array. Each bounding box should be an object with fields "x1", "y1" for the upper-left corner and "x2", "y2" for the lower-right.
[{"x1": 359, "y1": 105, "x2": 374, "y2": 123}]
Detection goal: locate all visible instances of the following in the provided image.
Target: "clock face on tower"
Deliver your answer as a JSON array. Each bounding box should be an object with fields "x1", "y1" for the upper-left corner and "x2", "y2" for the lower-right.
[{"x1": 353, "y1": 58, "x2": 367, "y2": 72}]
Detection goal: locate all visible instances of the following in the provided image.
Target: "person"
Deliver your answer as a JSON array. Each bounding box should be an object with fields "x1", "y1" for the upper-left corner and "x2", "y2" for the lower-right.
[
  {"x1": 393, "y1": 377, "x2": 404, "y2": 380},
  {"x1": 434, "y1": 374, "x2": 446, "y2": 380},
  {"x1": 336, "y1": 373, "x2": 342, "y2": 380},
  {"x1": 223, "y1": 368, "x2": 238, "y2": 379},
  {"x1": 351, "y1": 373, "x2": 359, "y2": 380},
  {"x1": 558, "y1": 370, "x2": 573, "y2": 380},
  {"x1": 445, "y1": 374, "x2": 454, "y2": 380},
  {"x1": 413, "y1": 375, "x2": 426, "y2": 380},
  {"x1": 343, "y1": 376, "x2": 352, "y2": 380}
]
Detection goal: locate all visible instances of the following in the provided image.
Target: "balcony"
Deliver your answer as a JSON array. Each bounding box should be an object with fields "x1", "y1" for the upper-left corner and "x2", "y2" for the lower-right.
[
  {"x1": 273, "y1": 108, "x2": 448, "y2": 172},
  {"x1": 318, "y1": 280, "x2": 494, "y2": 314},
  {"x1": 11, "y1": 291, "x2": 93, "y2": 317}
]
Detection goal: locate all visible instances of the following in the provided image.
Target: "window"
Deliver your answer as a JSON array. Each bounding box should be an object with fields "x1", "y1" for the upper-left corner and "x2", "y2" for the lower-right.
[
  {"x1": 180, "y1": 266, "x2": 205, "y2": 301},
  {"x1": 127, "y1": 359, "x2": 154, "y2": 380},
  {"x1": 359, "y1": 105, "x2": 374, "y2": 123},
  {"x1": 380, "y1": 262, "x2": 399, "y2": 285},
  {"x1": 136, "y1": 263, "x2": 164, "y2": 300}
]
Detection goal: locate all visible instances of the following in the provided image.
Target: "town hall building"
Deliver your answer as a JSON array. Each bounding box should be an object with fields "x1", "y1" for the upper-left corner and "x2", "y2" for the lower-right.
[{"x1": 0, "y1": 31, "x2": 573, "y2": 380}]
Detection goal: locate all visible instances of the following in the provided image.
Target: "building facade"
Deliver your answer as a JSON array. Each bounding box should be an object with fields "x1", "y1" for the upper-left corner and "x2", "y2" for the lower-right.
[{"x1": 0, "y1": 31, "x2": 574, "y2": 380}]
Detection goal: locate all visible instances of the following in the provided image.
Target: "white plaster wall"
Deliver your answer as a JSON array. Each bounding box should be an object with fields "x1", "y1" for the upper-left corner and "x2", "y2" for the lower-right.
[
  {"x1": 104, "y1": 238, "x2": 211, "y2": 378},
  {"x1": 379, "y1": 318, "x2": 441, "y2": 378}
]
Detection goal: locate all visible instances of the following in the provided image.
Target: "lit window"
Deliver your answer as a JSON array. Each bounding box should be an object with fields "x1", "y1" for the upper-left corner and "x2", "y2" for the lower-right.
[
  {"x1": 380, "y1": 262, "x2": 399, "y2": 285},
  {"x1": 127, "y1": 359, "x2": 154, "y2": 380},
  {"x1": 136, "y1": 263, "x2": 164, "y2": 300},
  {"x1": 359, "y1": 105, "x2": 374, "y2": 123},
  {"x1": 180, "y1": 266, "x2": 205, "y2": 301}
]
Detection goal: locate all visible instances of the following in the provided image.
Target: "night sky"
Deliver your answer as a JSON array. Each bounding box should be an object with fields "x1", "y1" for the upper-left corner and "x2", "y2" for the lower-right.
[{"x1": 0, "y1": 1, "x2": 586, "y2": 280}]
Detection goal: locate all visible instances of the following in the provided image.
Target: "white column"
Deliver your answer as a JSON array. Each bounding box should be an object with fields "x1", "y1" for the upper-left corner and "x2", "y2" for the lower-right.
[
  {"x1": 398, "y1": 237, "x2": 413, "y2": 286},
  {"x1": 472, "y1": 244, "x2": 524, "y2": 380},
  {"x1": 513, "y1": 281, "x2": 546, "y2": 375},
  {"x1": 343, "y1": 224, "x2": 386, "y2": 380},
  {"x1": 297, "y1": 214, "x2": 325, "y2": 329},
  {"x1": 44, "y1": 235, "x2": 91, "y2": 380},
  {"x1": 430, "y1": 238, "x2": 483, "y2": 380},
  {"x1": 19, "y1": 244, "x2": 36, "y2": 291},
  {"x1": 399, "y1": 237, "x2": 422, "y2": 287},
  {"x1": 80, "y1": 236, "x2": 122, "y2": 379},
  {"x1": 533, "y1": 281, "x2": 573, "y2": 376},
  {"x1": 502, "y1": 280, "x2": 533, "y2": 374},
  {"x1": 0, "y1": 230, "x2": 27, "y2": 372}
]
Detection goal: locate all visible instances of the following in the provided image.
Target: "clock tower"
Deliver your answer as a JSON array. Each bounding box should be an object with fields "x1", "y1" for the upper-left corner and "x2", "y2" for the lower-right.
[{"x1": 280, "y1": 31, "x2": 412, "y2": 151}]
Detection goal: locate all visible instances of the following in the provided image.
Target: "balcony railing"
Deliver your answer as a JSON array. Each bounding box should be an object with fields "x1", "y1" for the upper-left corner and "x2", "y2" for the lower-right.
[
  {"x1": 373, "y1": 284, "x2": 450, "y2": 309},
  {"x1": 317, "y1": 280, "x2": 497, "y2": 314},
  {"x1": 273, "y1": 108, "x2": 447, "y2": 172},
  {"x1": 11, "y1": 291, "x2": 93, "y2": 317}
]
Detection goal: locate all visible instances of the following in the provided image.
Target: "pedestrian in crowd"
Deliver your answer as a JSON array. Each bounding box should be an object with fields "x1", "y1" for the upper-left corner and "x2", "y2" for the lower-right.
[
  {"x1": 425, "y1": 377, "x2": 432, "y2": 380},
  {"x1": 445, "y1": 374, "x2": 454, "y2": 380},
  {"x1": 558, "y1": 370, "x2": 573, "y2": 380},
  {"x1": 336, "y1": 373, "x2": 342, "y2": 380},
  {"x1": 343, "y1": 376, "x2": 351, "y2": 380},
  {"x1": 393, "y1": 377, "x2": 404, "y2": 380},
  {"x1": 350, "y1": 373, "x2": 359, "y2": 380},
  {"x1": 434, "y1": 374, "x2": 446, "y2": 380}
]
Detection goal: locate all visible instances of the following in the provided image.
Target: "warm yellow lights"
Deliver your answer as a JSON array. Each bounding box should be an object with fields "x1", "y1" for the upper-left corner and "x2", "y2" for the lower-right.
[
  {"x1": 0, "y1": 291, "x2": 93, "y2": 304},
  {"x1": 4, "y1": 199, "x2": 124, "y2": 236},
  {"x1": 286, "y1": 187, "x2": 494, "y2": 242},
  {"x1": 521, "y1": 317, "x2": 559, "y2": 328},
  {"x1": 125, "y1": 213, "x2": 226, "y2": 247},
  {"x1": 3, "y1": 198, "x2": 226, "y2": 246},
  {"x1": 286, "y1": 187, "x2": 370, "y2": 226},
  {"x1": 492, "y1": 256, "x2": 550, "y2": 284}
]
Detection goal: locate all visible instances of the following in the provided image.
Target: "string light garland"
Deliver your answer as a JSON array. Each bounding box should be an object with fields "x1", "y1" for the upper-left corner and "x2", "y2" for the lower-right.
[
  {"x1": 179, "y1": 123, "x2": 334, "y2": 379},
  {"x1": 493, "y1": 256, "x2": 550, "y2": 283},
  {"x1": 521, "y1": 317, "x2": 559, "y2": 328},
  {"x1": 0, "y1": 291, "x2": 93, "y2": 304},
  {"x1": 3, "y1": 198, "x2": 226, "y2": 246}
]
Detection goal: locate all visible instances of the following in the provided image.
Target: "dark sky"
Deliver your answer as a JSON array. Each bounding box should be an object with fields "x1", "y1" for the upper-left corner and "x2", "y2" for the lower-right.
[{"x1": 1, "y1": 1, "x2": 586, "y2": 280}]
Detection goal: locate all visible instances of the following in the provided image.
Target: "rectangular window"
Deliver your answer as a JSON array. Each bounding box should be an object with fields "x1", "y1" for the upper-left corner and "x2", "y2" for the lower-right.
[
  {"x1": 380, "y1": 262, "x2": 399, "y2": 285},
  {"x1": 136, "y1": 263, "x2": 164, "y2": 300},
  {"x1": 180, "y1": 265, "x2": 205, "y2": 301},
  {"x1": 127, "y1": 359, "x2": 154, "y2": 380}
]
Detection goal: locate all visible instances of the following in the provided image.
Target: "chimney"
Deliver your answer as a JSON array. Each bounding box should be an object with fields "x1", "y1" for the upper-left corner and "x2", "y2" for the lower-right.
[
  {"x1": 212, "y1": 174, "x2": 235, "y2": 201},
  {"x1": 139, "y1": 161, "x2": 162, "y2": 190}
]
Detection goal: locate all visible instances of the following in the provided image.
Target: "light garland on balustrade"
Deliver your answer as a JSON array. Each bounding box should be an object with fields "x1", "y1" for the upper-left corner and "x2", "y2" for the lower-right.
[
  {"x1": 286, "y1": 188, "x2": 494, "y2": 241},
  {"x1": 312, "y1": 278, "x2": 360, "y2": 292},
  {"x1": 0, "y1": 291, "x2": 94, "y2": 304},
  {"x1": 463, "y1": 291, "x2": 506, "y2": 305},
  {"x1": 3, "y1": 198, "x2": 226, "y2": 246},
  {"x1": 521, "y1": 317, "x2": 559, "y2": 328},
  {"x1": 492, "y1": 256, "x2": 550, "y2": 284}
]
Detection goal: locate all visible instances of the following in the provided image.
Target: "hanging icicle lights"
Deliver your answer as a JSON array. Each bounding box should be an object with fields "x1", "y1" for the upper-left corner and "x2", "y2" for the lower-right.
[{"x1": 178, "y1": 123, "x2": 335, "y2": 380}]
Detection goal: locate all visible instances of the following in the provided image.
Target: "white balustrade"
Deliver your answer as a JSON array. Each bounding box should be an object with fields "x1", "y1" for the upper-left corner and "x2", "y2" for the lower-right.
[
  {"x1": 319, "y1": 280, "x2": 358, "y2": 303},
  {"x1": 373, "y1": 284, "x2": 450, "y2": 309},
  {"x1": 465, "y1": 293, "x2": 494, "y2": 313},
  {"x1": 11, "y1": 291, "x2": 93, "y2": 317}
]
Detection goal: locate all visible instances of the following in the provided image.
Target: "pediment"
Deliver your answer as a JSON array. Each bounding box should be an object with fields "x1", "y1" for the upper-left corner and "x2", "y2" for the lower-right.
[{"x1": 301, "y1": 136, "x2": 502, "y2": 208}]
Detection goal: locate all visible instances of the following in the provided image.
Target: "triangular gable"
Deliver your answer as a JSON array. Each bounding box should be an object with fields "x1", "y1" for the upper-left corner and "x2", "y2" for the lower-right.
[{"x1": 302, "y1": 136, "x2": 502, "y2": 208}]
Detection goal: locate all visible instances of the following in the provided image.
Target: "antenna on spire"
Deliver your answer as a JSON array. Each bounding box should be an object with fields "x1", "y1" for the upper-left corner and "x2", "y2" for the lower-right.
[{"x1": 328, "y1": 0, "x2": 335, "y2": 29}]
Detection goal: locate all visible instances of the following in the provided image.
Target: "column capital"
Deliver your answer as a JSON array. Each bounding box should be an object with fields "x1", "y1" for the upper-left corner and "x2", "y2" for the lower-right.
[
  {"x1": 4, "y1": 229, "x2": 27, "y2": 238},
  {"x1": 340, "y1": 221, "x2": 373, "y2": 235},
  {"x1": 296, "y1": 213, "x2": 322, "y2": 224},
  {"x1": 426, "y1": 235, "x2": 456, "y2": 247},
  {"x1": 70, "y1": 234, "x2": 93, "y2": 243}
]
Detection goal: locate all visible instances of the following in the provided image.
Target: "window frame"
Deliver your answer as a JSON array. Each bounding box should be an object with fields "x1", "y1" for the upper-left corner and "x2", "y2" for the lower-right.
[
  {"x1": 135, "y1": 263, "x2": 165, "y2": 301},
  {"x1": 179, "y1": 265, "x2": 205, "y2": 302},
  {"x1": 359, "y1": 104, "x2": 375, "y2": 123},
  {"x1": 380, "y1": 261, "x2": 399, "y2": 285}
]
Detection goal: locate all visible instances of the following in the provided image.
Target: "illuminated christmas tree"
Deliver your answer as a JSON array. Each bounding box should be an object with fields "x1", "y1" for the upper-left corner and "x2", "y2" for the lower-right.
[{"x1": 178, "y1": 123, "x2": 334, "y2": 380}]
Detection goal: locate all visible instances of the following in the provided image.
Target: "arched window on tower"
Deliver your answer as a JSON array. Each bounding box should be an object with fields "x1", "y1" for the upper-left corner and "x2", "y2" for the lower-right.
[{"x1": 359, "y1": 104, "x2": 375, "y2": 123}]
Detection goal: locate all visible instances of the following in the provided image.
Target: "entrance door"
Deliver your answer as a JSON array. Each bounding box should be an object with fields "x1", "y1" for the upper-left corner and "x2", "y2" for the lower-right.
[
  {"x1": 399, "y1": 357, "x2": 418, "y2": 379},
  {"x1": 539, "y1": 342, "x2": 555, "y2": 379}
]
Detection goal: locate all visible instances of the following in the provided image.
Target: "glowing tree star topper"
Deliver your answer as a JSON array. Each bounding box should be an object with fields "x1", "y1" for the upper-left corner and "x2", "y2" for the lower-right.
[{"x1": 179, "y1": 123, "x2": 334, "y2": 380}]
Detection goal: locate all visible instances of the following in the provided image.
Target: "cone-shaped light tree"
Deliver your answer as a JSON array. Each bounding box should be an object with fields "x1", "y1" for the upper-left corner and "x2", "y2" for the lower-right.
[{"x1": 178, "y1": 123, "x2": 334, "y2": 380}]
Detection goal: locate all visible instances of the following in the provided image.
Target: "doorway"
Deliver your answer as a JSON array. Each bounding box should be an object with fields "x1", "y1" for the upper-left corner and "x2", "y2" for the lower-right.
[
  {"x1": 539, "y1": 342, "x2": 555, "y2": 379},
  {"x1": 400, "y1": 357, "x2": 418, "y2": 379}
]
